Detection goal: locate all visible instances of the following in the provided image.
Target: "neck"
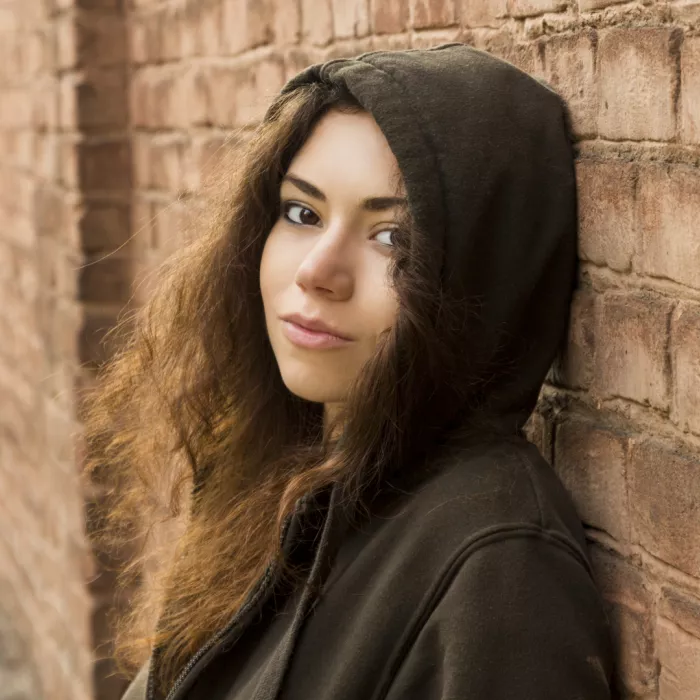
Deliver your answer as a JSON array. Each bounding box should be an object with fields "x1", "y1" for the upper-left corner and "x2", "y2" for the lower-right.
[{"x1": 324, "y1": 403, "x2": 344, "y2": 439}]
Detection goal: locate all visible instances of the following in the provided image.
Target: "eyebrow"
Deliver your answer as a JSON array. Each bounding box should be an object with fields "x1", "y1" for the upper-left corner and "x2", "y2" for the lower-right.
[{"x1": 282, "y1": 173, "x2": 407, "y2": 212}]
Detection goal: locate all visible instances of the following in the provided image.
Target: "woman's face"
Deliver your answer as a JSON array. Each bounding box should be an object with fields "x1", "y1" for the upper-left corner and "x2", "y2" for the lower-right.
[{"x1": 260, "y1": 109, "x2": 405, "y2": 415}]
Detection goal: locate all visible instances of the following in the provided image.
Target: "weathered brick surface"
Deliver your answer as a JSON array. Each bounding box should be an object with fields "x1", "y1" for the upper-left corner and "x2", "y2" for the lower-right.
[
  {"x1": 671, "y1": 304, "x2": 700, "y2": 436},
  {"x1": 593, "y1": 292, "x2": 672, "y2": 410},
  {"x1": 372, "y1": 0, "x2": 410, "y2": 33},
  {"x1": 541, "y1": 31, "x2": 598, "y2": 137},
  {"x1": 577, "y1": 159, "x2": 637, "y2": 271},
  {"x1": 578, "y1": 0, "x2": 626, "y2": 9},
  {"x1": 509, "y1": 0, "x2": 566, "y2": 18},
  {"x1": 559, "y1": 288, "x2": 595, "y2": 389},
  {"x1": 302, "y1": 0, "x2": 334, "y2": 45},
  {"x1": 554, "y1": 417, "x2": 630, "y2": 541},
  {"x1": 680, "y1": 36, "x2": 700, "y2": 145},
  {"x1": 332, "y1": 0, "x2": 370, "y2": 38},
  {"x1": 589, "y1": 545, "x2": 657, "y2": 696},
  {"x1": 637, "y1": 164, "x2": 700, "y2": 291},
  {"x1": 4, "y1": 0, "x2": 700, "y2": 697},
  {"x1": 411, "y1": 0, "x2": 456, "y2": 27},
  {"x1": 598, "y1": 28, "x2": 679, "y2": 141},
  {"x1": 628, "y1": 440, "x2": 700, "y2": 578},
  {"x1": 657, "y1": 620, "x2": 700, "y2": 700},
  {"x1": 461, "y1": 0, "x2": 508, "y2": 27},
  {"x1": 0, "y1": 0, "x2": 94, "y2": 697}
]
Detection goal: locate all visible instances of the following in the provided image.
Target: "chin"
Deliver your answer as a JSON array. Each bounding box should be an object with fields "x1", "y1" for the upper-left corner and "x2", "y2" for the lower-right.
[{"x1": 278, "y1": 367, "x2": 348, "y2": 406}]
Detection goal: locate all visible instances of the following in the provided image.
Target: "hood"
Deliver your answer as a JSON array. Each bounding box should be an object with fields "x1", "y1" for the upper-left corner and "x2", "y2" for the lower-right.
[{"x1": 266, "y1": 42, "x2": 578, "y2": 433}]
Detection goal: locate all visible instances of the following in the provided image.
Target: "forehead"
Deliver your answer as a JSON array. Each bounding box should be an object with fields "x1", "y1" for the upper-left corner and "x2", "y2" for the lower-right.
[{"x1": 286, "y1": 109, "x2": 404, "y2": 197}]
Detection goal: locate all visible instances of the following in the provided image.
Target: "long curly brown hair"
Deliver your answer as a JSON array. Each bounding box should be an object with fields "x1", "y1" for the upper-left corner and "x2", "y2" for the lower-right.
[{"x1": 81, "y1": 80, "x2": 490, "y2": 695}]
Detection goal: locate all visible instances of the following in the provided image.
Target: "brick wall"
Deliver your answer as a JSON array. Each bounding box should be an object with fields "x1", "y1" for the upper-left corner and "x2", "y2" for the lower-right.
[
  {"x1": 0, "y1": 1, "x2": 93, "y2": 699},
  {"x1": 2, "y1": 0, "x2": 700, "y2": 698}
]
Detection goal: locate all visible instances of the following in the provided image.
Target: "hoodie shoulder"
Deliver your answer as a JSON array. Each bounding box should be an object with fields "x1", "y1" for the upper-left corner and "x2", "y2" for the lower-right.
[{"x1": 381, "y1": 439, "x2": 590, "y2": 569}]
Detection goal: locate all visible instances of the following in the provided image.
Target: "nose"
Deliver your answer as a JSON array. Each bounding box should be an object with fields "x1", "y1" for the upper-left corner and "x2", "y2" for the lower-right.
[{"x1": 294, "y1": 225, "x2": 354, "y2": 300}]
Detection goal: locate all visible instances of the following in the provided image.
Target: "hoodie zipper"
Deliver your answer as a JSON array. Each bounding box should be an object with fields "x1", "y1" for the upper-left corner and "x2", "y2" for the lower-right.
[{"x1": 148, "y1": 511, "x2": 296, "y2": 700}]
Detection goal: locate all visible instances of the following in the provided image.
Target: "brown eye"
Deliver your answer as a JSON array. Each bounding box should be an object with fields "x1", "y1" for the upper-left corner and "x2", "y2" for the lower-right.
[{"x1": 284, "y1": 202, "x2": 320, "y2": 227}]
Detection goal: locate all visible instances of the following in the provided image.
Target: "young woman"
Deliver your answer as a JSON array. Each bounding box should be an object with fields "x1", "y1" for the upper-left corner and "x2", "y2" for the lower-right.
[{"x1": 87, "y1": 42, "x2": 615, "y2": 700}]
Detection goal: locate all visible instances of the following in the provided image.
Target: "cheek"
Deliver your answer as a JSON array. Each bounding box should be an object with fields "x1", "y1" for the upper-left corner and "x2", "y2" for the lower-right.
[
  {"x1": 363, "y1": 261, "x2": 399, "y2": 337},
  {"x1": 259, "y1": 228, "x2": 289, "y2": 307}
]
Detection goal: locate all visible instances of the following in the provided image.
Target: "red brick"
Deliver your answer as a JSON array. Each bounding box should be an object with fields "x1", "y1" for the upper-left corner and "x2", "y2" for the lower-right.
[
  {"x1": 130, "y1": 69, "x2": 156, "y2": 129},
  {"x1": 554, "y1": 417, "x2": 630, "y2": 540},
  {"x1": 588, "y1": 546, "x2": 656, "y2": 696},
  {"x1": 37, "y1": 240, "x2": 79, "y2": 298},
  {"x1": 142, "y1": 11, "x2": 164, "y2": 63},
  {"x1": 541, "y1": 31, "x2": 598, "y2": 137},
  {"x1": 660, "y1": 587, "x2": 700, "y2": 639},
  {"x1": 637, "y1": 165, "x2": 700, "y2": 290},
  {"x1": 78, "y1": 255, "x2": 132, "y2": 304},
  {"x1": 34, "y1": 185, "x2": 67, "y2": 236},
  {"x1": 629, "y1": 440, "x2": 700, "y2": 578},
  {"x1": 577, "y1": 160, "x2": 636, "y2": 272},
  {"x1": 175, "y1": 12, "x2": 196, "y2": 60},
  {"x1": 3, "y1": 88, "x2": 33, "y2": 129},
  {"x1": 160, "y1": 6, "x2": 184, "y2": 62},
  {"x1": 193, "y1": 65, "x2": 236, "y2": 128},
  {"x1": 25, "y1": 32, "x2": 47, "y2": 78},
  {"x1": 76, "y1": 0, "x2": 119, "y2": 7},
  {"x1": 578, "y1": 0, "x2": 626, "y2": 9},
  {"x1": 508, "y1": 0, "x2": 566, "y2": 18},
  {"x1": 75, "y1": 14, "x2": 127, "y2": 68},
  {"x1": 145, "y1": 68, "x2": 186, "y2": 130},
  {"x1": 301, "y1": 0, "x2": 333, "y2": 45},
  {"x1": 371, "y1": 0, "x2": 410, "y2": 34},
  {"x1": 273, "y1": 0, "x2": 301, "y2": 44},
  {"x1": 411, "y1": 0, "x2": 456, "y2": 28},
  {"x1": 461, "y1": 0, "x2": 508, "y2": 26},
  {"x1": 333, "y1": 0, "x2": 370, "y2": 38},
  {"x1": 31, "y1": 83, "x2": 58, "y2": 130},
  {"x1": 680, "y1": 36, "x2": 700, "y2": 144},
  {"x1": 470, "y1": 32, "x2": 538, "y2": 75},
  {"x1": 58, "y1": 73, "x2": 78, "y2": 129},
  {"x1": 598, "y1": 28, "x2": 679, "y2": 141},
  {"x1": 149, "y1": 135, "x2": 185, "y2": 192},
  {"x1": 77, "y1": 141, "x2": 131, "y2": 192},
  {"x1": 560, "y1": 289, "x2": 595, "y2": 389},
  {"x1": 407, "y1": 29, "x2": 458, "y2": 50},
  {"x1": 594, "y1": 292, "x2": 672, "y2": 410},
  {"x1": 55, "y1": 14, "x2": 77, "y2": 70},
  {"x1": 76, "y1": 69, "x2": 128, "y2": 129},
  {"x1": 671, "y1": 303, "x2": 700, "y2": 436},
  {"x1": 200, "y1": 2, "x2": 224, "y2": 57},
  {"x1": 129, "y1": 18, "x2": 150, "y2": 65},
  {"x1": 222, "y1": 0, "x2": 274, "y2": 55},
  {"x1": 284, "y1": 46, "x2": 325, "y2": 80},
  {"x1": 184, "y1": 66, "x2": 214, "y2": 127},
  {"x1": 132, "y1": 133, "x2": 151, "y2": 187},
  {"x1": 323, "y1": 38, "x2": 374, "y2": 60},
  {"x1": 131, "y1": 196, "x2": 157, "y2": 250},
  {"x1": 657, "y1": 619, "x2": 700, "y2": 700},
  {"x1": 79, "y1": 204, "x2": 131, "y2": 254},
  {"x1": 208, "y1": 54, "x2": 285, "y2": 128}
]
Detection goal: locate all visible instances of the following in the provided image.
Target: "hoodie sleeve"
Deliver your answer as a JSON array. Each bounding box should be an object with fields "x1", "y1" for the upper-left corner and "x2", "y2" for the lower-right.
[{"x1": 384, "y1": 533, "x2": 615, "y2": 700}]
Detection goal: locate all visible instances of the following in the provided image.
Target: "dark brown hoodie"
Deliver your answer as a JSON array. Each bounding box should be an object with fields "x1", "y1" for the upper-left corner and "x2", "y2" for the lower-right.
[{"x1": 122, "y1": 42, "x2": 615, "y2": 700}]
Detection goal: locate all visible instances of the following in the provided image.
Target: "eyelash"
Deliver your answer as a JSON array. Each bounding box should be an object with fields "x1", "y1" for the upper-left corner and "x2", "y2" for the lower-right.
[{"x1": 281, "y1": 201, "x2": 397, "y2": 247}]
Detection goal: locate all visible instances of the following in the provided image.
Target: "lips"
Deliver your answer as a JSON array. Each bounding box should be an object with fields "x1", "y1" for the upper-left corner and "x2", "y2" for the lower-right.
[
  {"x1": 280, "y1": 314, "x2": 352, "y2": 340},
  {"x1": 280, "y1": 314, "x2": 354, "y2": 350}
]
